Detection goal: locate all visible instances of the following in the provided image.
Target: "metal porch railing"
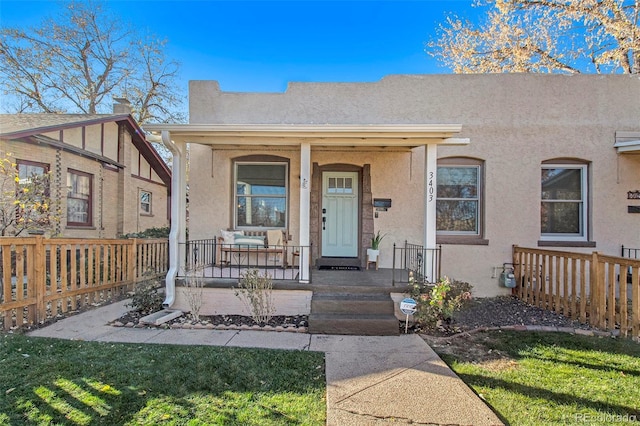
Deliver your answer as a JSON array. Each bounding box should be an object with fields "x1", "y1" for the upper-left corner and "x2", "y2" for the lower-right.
[
  {"x1": 391, "y1": 241, "x2": 441, "y2": 286},
  {"x1": 622, "y1": 245, "x2": 640, "y2": 259},
  {"x1": 180, "y1": 239, "x2": 311, "y2": 282}
]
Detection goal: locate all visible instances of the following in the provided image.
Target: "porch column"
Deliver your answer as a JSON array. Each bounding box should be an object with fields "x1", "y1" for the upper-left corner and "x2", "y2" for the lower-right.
[
  {"x1": 299, "y1": 142, "x2": 311, "y2": 282},
  {"x1": 161, "y1": 131, "x2": 187, "y2": 307},
  {"x1": 423, "y1": 144, "x2": 437, "y2": 281}
]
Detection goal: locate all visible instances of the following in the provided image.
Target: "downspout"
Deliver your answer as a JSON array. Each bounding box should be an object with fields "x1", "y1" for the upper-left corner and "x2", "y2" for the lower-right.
[{"x1": 161, "y1": 130, "x2": 185, "y2": 308}]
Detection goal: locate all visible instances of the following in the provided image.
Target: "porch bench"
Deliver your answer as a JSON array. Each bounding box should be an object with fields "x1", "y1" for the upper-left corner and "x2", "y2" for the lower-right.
[{"x1": 217, "y1": 229, "x2": 288, "y2": 268}]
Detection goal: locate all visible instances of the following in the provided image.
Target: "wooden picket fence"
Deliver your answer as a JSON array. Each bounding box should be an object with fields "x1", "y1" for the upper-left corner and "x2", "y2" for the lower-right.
[
  {"x1": 0, "y1": 236, "x2": 169, "y2": 330},
  {"x1": 513, "y1": 245, "x2": 640, "y2": 339}
]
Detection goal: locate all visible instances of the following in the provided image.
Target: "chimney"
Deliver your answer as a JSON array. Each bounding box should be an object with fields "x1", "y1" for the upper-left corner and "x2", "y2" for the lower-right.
[{"x1": 113, "y1": 98, "x2": 132, "y2": 114}]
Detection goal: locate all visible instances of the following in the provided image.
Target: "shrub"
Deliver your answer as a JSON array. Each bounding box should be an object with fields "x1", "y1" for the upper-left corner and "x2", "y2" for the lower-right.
[
  {"x1": 127, "y1": 274, "x2": 164, "y2": 314},
  {"x1": 408, "y1": 273, "x2": 472, "y2": 329},
  {"x1": 182, "y1": 265, "x2": 204, "y2": 322},
  {"x1": 234, "y1": 269, "x2": 274, "y2": 325},
  {"x1": 120, "y1": 226, "x2": 170, "y2": 239}
]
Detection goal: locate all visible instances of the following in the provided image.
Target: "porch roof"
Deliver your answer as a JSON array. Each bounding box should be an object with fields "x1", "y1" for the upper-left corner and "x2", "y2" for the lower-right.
[{"x1": 142, "y1": 123, "x2": 470, "y2": 147}]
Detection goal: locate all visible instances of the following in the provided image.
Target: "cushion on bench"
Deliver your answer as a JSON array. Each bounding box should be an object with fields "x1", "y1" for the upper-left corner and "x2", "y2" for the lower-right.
[
  {"x1": 233, "y1": 235, "x2": 266, "y2": 247},
  {"x1": 221, "y1": 229, "x2": 244, "y2": 245},
  {"x1": 267, "y1": 229, "x2": 284, "y2": 247}
]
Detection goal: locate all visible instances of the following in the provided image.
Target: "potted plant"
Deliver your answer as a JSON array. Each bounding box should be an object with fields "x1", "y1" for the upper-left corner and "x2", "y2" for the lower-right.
[{"x1": 367, "y1": 230, "x2": 386, "y2": 262}]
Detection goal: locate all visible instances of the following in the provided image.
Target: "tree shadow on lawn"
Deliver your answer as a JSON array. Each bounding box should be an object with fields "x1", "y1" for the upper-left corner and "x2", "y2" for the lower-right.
[
  {"x1": 487, "y1": 331, "x2": 640, "y2": 378},
  {"x1": 457, "y1": 372, "x2": 640, "y2": 419},
  {"x1": 0, "y1": 335, "x2": 326, "y2": 425},
  {"x1": 441, "y1": 331, "x2": 640, "y2": 422}
]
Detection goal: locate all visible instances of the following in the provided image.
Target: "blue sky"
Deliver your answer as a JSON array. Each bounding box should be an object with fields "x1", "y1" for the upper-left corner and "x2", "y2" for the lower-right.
[{"x1": 0, "y1": 1, "x2": 477, "y2": 93}]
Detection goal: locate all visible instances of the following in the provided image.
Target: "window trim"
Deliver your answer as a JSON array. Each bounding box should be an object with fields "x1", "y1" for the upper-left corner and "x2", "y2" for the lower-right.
[
  {"x1": 540, "y1": 163, "x2": 588, "y2": 242},
  {"x1": 233, "y1": 160, "x2": 289, "y2": 230},
  {"x1": 139, "y1": 189, "x2": 152, "y2": 216},
  {"x1": 66, "y1": 169, "x2": 93, "y2": 227},
  {"x1": 436, "y1": 157, "x2": 486, "y2": 244}
]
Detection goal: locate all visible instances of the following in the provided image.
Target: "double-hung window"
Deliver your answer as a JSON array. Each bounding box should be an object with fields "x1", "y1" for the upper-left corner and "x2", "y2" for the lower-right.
[
  {"x1": 140, "y1": 190, "x2": 152, "y2": 215},
  {"x1": 67, "y1": 169, "x2": 92, "y2": 226},
  {"x1": 436, "y1": 160, "x2": 482, "y2": 237},
  {"x1": 234, "y1": 161, "x2": 288, "y2": 229},
  {"x1": 541, "y1": 163, "x2": 588, "y2": 241}
]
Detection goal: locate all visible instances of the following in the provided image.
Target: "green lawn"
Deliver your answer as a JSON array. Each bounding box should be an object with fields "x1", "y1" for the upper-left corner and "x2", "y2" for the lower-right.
[
  {"x1": 0, "y1": 334, "x2": 325, "y2": 425},
  {"x1": 437, "y1": 332, "x2": 640, "y2": 425}
]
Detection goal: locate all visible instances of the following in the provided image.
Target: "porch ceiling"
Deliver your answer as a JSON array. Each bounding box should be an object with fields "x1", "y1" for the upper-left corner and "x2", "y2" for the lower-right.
[{"x1": 143, "y1": 123, "x2": 470, "y2": 147}]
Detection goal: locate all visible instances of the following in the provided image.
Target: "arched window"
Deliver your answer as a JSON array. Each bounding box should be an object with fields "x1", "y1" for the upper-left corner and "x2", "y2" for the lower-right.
[
  {"x1": 541, "y1": 159, "x2": 589, "y2": 242},
  {"x1": 233, "y1": 155, "x2": 288, "y2": 229},
  {"x1": 436, "y1": 157, "x2": 485, "y2": 243}
]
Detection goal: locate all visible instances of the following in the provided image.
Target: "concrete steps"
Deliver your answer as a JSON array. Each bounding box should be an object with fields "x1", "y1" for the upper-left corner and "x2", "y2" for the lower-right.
[{"x1": 309, "y1": 291, "x2": 399, "y2": 335}]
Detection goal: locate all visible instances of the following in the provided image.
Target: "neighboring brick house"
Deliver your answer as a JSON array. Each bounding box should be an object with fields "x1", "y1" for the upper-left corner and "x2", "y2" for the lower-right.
[{"x1": 0, "y1": 106, "x2": 171, "y2": 238}]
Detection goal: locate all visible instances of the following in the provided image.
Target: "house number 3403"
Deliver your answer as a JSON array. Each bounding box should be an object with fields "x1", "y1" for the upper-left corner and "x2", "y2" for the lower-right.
[{"x1": 428, "y1": 172, "x2": 434, "y2": 202}]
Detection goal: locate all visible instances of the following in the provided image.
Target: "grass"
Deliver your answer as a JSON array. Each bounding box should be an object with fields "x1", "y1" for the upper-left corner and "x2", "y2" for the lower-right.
[
  {"x1": 0, "y1": 333, "x2": 325, "y2": 425},
  {"x1": 436, "y1": 331, "x2": 640, "y2": 425}
]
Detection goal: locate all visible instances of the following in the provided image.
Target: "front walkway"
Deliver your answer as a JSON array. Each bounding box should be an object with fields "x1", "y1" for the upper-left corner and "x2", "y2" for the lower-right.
[{"x1": 28, "y1": 300, "x2": 503, "y2": 425}]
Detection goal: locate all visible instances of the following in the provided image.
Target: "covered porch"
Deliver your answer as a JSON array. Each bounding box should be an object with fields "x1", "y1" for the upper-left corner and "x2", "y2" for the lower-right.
[{"x1": 143, "y1": 122, "x2": 469, "y2": 309}]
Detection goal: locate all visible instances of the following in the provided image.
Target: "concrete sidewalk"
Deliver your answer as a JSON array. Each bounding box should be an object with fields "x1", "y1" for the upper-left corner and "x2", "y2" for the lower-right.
[{"x1": 28, "y1": 300, "x2": 503, "y2": 425}]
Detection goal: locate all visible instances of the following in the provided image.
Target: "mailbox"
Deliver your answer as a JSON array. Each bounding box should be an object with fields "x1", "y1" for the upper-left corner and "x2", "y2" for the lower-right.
[{"x1": 373, "y1": 198, "x2": 392, "y2": 208}]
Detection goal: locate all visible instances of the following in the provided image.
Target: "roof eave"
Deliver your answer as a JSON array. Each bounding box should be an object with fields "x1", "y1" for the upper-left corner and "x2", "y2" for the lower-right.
[{"x1": 142, "y1": 123, "x2": 469, "y2": 147}]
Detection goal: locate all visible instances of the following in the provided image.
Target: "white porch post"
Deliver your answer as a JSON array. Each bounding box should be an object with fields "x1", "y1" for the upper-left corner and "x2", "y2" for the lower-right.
[
  {"x1": 299, "y1": 142, "x2": 311, "y2": 283},
  {"x1": 161, "y1": 131, "x2": 187, "y2": 307},
  {"x1": 423, "y1": 144, "x2": 438, "y2": 282}
]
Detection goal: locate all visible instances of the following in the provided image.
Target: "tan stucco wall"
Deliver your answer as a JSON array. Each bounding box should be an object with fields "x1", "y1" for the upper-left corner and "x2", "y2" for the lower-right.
[
  {"x1": 188, "y1": 74, "x2": 640, "y2": 297},
  {"x1": 172, "y1": 287, "x2": 312, "y2": 316},
  {"x1": 189, "y1": 145, "x2": 303, "y2": 245}
]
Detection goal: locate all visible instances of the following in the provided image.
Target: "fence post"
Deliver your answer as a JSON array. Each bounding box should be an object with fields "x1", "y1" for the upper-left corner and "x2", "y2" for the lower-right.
[
  {"x1": 633, "y1": 267, "x2": 640, "y2": 340},
  {"x1": 128, "y1": 238, "x2": 137, "y2": 289},
  {"x1": 590, "y1": 251, "x2": 605, "y2": 329},
  {"x1": 34, "y1": 236, "x2": 46, "y2": 324},
  {"x1": 512, "y1": 245, "x2": 520, "y2": 298}
]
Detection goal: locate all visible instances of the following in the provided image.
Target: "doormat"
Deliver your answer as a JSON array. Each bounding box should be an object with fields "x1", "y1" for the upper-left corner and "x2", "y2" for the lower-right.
[{"x1": 318, "y1": 265, "x2": 361, "y2": 271}]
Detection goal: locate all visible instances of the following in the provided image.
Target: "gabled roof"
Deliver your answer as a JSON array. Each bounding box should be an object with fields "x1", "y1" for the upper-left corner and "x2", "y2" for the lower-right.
[{"x1": 0, "y1": 114, "x2": 171, "y2": 189}]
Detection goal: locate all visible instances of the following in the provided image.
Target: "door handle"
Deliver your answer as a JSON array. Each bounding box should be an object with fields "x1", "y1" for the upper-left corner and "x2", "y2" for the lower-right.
[{"x1": 322, "y1": 216, "x2": 326, "y2": 230}]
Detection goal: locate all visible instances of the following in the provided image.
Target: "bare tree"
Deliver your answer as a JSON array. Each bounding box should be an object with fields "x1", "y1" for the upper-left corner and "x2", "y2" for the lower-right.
[
  {"x1": 428, "y1": 0, "x2": 639, "y2": 74},
  {"x1": 0, "y1": 0, "x2": 186, "y2": 122}
]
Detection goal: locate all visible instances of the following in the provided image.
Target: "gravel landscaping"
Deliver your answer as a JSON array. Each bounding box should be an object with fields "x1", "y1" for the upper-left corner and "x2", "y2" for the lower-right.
[{"x1": 108, "y1": 294, "x2": 601, "y2": 336}]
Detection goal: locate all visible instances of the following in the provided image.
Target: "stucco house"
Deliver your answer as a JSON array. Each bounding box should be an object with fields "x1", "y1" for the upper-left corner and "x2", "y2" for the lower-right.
[
  {"x1": 146, "y1": 74, "x2": 639, "y2": 333},
  {"x1": 0, "y1": 102, "x2": 171, "y2": 238}
]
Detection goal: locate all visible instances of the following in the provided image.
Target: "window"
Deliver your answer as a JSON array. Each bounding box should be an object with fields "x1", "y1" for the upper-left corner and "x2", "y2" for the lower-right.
[
  {"x1": 234, "y1": 162, "x2": 287, "y2": 228},
  {"x1": 16, "y1": 160, "x2": 50, "y2": 226},
  {"x1": 436, "y1": 161, "x2": 482, "y2": 236},
  {"x1": 140, "y1": 190, "x2": 152, "y2": 215},
  {"x1": 327, "y1": 176, "x2": 354, "y2": 194},
  {"x1": 541, "y1": 163, "x2": 587, "y2": 241},
  {"x1": 67, "y1": 170, "x2": 92, "y2": 226},
  {"x1": 17, "y1": 161, "x2": 48, "y2": 187}
]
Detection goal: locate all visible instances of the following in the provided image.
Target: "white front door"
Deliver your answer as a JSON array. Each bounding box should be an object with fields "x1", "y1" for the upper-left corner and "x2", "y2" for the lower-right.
[{"x1": 321, "y1": 171, "x2": 359, "y2": 257}]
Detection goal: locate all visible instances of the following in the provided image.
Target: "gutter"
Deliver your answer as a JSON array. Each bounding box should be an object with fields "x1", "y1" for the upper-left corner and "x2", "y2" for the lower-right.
[{"x1": 160, "y1": 130, "x2": 184, "y2": 308}]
